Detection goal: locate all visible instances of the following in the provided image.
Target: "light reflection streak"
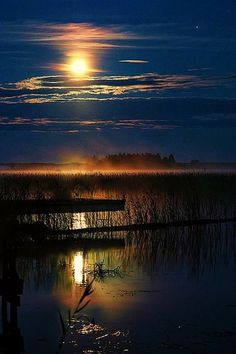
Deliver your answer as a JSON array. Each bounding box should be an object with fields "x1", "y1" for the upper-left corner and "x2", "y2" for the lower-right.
[{"x1": 73, "y1": 252, "x2": 86, "y2": 284}]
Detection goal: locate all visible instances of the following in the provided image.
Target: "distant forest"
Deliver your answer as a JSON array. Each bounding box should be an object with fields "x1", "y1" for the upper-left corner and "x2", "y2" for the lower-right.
[{"x1": 86, "y1": 153, "x2": 176, "y2": 170}]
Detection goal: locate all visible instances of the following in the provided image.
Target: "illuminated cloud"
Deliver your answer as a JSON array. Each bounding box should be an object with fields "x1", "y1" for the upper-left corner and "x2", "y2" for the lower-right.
[
  {"x1": 1, "y1": 73, "x2": 235, "y2": 104},
  {"x1": 0, "y1": 22, "x2": 139, "y2": 52},
  {"x1": 119, "y1": 60, "x2": 149, "y2": 64}
]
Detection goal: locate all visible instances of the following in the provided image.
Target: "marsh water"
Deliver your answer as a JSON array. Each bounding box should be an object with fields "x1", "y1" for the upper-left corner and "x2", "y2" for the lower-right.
[
  {"x1": 0, "y1": 173, "x2": 236, "y2": 353},
  {"x1": 4, "y1": 225, "x2": 235, "y2": 354}
]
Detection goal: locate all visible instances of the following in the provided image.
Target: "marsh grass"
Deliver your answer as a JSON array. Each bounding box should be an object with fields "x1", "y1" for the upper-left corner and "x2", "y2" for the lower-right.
[{"x1": 0, "y1": 172, "x2": 236, "y2": 235}]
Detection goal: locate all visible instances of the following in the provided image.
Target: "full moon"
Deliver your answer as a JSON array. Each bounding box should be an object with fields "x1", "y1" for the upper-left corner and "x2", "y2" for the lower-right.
[{"x1": 70, "y1": 59, "x2": 88, "y2": 75}]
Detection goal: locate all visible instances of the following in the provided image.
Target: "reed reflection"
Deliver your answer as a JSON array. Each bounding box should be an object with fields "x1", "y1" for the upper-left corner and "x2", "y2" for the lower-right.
[{"x1": 15, "y1": 223, "x2": 236, "y2": 296}]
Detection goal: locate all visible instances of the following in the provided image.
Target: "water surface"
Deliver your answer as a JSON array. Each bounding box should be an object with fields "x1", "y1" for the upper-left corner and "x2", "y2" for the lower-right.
[{"x1": 6, "y1": 224, "x2": 236, "y2": 353}]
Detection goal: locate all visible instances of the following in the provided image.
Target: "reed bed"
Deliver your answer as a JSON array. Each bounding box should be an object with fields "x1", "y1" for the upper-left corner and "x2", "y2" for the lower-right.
[{"x1": 0, "y1": 172, "x2": 236, "y2": 230}]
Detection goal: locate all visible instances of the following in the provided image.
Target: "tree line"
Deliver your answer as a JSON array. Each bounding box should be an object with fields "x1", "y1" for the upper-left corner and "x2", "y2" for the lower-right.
[{"x1": 87, "y1": 153, "x2": 176, "y2": 169}]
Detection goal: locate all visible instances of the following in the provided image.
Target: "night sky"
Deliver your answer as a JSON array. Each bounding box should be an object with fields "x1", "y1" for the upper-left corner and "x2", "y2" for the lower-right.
[{"x1": 0, "y1": 0, "x2": 236, "y2": 162}]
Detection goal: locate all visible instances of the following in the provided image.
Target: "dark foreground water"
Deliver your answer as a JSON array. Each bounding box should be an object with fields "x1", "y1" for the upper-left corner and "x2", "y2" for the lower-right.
[{"x1": 2, "y1": 224, "x2": 236, "y2": 354}]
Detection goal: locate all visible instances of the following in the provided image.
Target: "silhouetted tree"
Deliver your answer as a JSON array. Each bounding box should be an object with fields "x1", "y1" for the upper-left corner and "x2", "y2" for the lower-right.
[{"x1": 168, "y1": 154, "x2": 176, "y2": 164}]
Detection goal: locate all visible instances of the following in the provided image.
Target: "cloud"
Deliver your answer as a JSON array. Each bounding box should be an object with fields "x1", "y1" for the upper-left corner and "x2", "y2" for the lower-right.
[
  {"x1": 187, "y1": 68, "x2": 212, "y2": 72},
  {"x1": 119, "y1": 60, "x2": 149, "y2": 63},
  {"x1": 0, "y1": 116, "x2": 179, "y2": 132},
  {"x1": 0, "y1": 22, "x2": 141, "y2": 53},
  {"x1": 1, "y1": 73, "x2": 235, "y2": 104},
  {"x1": 1, "y1": 112, "x2": 236, "y2": 134}
]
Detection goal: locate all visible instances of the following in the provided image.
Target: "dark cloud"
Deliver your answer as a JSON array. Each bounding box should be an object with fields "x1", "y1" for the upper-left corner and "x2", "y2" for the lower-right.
[
  {"x1": 0, "y1": 116, "x2": 179, "y2": 132},
  {"x1": 1, "y1": 101, "x2": 236, "y2": 133}
]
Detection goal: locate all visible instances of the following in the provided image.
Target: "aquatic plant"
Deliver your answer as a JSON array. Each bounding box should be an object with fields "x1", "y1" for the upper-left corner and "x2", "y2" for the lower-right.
[
  {"x1": 88, "y1": 260, "x2": 123, "y2": 280},
  {"x1": 56, "y1": 277, "x2": 95, "y2": 353}
]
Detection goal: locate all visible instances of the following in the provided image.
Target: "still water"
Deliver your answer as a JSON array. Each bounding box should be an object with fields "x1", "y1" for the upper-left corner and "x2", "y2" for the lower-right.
[{"x1": 3, "y1": 224, "x2": 235, "y2": 354}]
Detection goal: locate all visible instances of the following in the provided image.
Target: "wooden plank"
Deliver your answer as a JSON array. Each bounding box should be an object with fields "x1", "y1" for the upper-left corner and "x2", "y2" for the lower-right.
[{"x1": 0, "y1": 198, "x2": 125, "y2": 215}]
